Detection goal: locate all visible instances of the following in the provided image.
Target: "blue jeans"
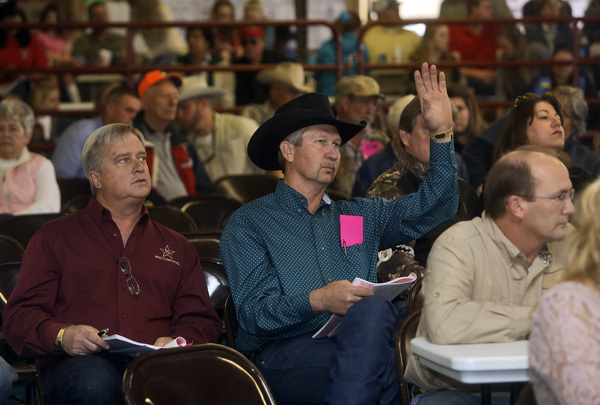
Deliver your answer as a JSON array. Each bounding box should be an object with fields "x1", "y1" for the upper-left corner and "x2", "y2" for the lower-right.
[
  {"x1": 256, "y1": 295, "x2": 401, "y2": 405},
  {"x1": 412, "y1": 390, "x2": 511, "y2": 405},
  {"x1": 42, "y1": 353, "x2": 132, "y2": 405},
  {"x1": 0, "y1": 357, "x2": 17, "y2": 403}
]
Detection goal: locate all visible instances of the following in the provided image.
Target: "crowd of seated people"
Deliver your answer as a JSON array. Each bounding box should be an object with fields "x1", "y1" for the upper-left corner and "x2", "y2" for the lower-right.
[{"x1": 1, "y1": 1, "x2": 600, "y2": 403}]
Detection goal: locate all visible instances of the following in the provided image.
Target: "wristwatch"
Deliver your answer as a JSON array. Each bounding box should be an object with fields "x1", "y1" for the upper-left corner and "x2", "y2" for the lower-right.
[
  {"x1": 56, "y1": 324, "x2": 72, "y2": 350},
  {"x1": 430, "y1": 128, "x2": 453, "y2": 141}
]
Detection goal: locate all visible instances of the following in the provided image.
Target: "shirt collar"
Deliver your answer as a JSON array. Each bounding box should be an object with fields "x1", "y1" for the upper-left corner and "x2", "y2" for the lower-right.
[
  {"x1": 274, "y1": 179, "x2": 333, "y2": 211},
  {"x1": 483, "y1": 213, "x2": 552, "y2": 268},
  {"x1": 85, "y1": 197, "x2": 150, "y2": 227}
]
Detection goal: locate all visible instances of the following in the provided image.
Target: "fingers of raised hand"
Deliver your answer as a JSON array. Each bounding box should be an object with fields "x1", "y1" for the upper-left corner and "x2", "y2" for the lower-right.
[{"x1": 420, "y1": 62, "x2": 432, "y2": 92}]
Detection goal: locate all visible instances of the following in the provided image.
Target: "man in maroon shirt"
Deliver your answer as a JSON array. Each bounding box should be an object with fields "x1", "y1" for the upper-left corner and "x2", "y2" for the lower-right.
[{"x1": 3, "y1": 123, "x2": 222, "y2": 404}]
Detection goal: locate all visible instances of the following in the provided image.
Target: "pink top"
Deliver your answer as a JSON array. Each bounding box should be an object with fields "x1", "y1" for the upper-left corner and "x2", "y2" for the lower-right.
[
  {"x1": 36, "y1": 31, "x2": 69, "y2": 55},
  {"x1": 529, "y1": 281, "x2": 600, "y2": 405}
]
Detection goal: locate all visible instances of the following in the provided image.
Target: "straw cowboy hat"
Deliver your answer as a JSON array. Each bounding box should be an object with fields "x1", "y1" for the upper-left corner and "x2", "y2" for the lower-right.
[
  {"x1": 178, "y1": 75, "x2": 227, "y2": 102},
  {"x1": 247, "y1": 92, "x2": 365, "y2": 170},
  {"x1": 257, "y1": 62, "x2": 315, "y2": 94}
]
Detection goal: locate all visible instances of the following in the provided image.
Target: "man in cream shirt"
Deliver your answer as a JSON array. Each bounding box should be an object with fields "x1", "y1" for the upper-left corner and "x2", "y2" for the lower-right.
[
  {"x1": 406, "y1": 148, "x2": 575, "y2": 404},
  {"x1": 176, "y1": 76, "x2": 263, "y2": 182}
]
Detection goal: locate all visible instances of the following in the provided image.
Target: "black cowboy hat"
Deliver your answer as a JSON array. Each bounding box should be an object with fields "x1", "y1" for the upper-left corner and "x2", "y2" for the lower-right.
[{"x1": 247, "y1": 93, "x2": 366, "y2": 171}]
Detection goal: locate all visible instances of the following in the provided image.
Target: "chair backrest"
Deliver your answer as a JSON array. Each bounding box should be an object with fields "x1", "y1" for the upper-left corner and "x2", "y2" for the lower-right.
[
  {"x1": 181, "y1": 196, "x2": 243, "y2": 230},
  {"x1": 123, "y1": 343, "x2": 276, "y2": 405},
  {"x1": 57, "y1": 178, "x2": 92, "y2": 207},
  {"x1": 224, "y1": 293, "x2": 238, "y2": 349},
  {"x1": 182, "y1": 229, "x2": 223, "y2": 240},
  {"x1": 396, "y1": 309, "x2": 421, "y2": 405},
  {"x1": 0, "y1": 213, "x2": 64, "y2": 248},
  {"x1": 201, "y1": 258, "x2": 230, "y2": 319},
  {"x1": 0, "y1": 235, "x2": 25, "y2": 264},
  {"x1": 406, "y1": 277, "x2": 424, "y2": 315},
  {"x1": 213, "y1": 174, "x2": 279, "y2": 205},
  {"x1": 146, "y1": 206, "x2": 197, "y2": 233},
  {"x1": 167, "y1": 194, "x2": 227, "y2": 210},
  {"x1": 0, "y1": 262, "x2": 20, "y2": 315},
  {"x1": 61, "y1": 194, "x2": 92, "y2": 214},
  {"x1": 188, "y1": 237, "x2": 221, "y2": 261}
]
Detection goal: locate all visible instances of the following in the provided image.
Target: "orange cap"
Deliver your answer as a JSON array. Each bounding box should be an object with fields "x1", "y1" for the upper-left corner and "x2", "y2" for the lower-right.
[
  {"x1": 137, "y1": 70, "x2": 183, "y2": 98},
  {"x1": 239, "y1": 25, "x2": 264, "y2": 38}
]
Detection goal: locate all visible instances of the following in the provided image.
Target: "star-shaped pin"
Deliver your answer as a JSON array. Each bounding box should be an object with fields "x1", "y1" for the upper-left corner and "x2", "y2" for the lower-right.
[{"x1": 160, "y1": 245, "x2": 175, "y2": 260}]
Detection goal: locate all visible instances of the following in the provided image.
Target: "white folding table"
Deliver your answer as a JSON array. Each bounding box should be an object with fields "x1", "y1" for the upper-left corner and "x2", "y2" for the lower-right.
[{"x1": 411, "y1": 337, "x2": 529, "y2": 405}]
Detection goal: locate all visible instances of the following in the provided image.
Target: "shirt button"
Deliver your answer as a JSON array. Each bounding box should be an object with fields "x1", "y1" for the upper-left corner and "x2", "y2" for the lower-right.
[
  {"x1": 114, "y1": 233, "x2": 119, "y2": 238},
  {"x1": 327, "y1": 278, "x2": 332, "y2": 282},
  {"x1": 313, "y1": 218, "x2": 317, "y2": 222},
  {"x1": 297, "y1": 209, "x2": 301, "y2": 213},
  {"x1": 122, "y1": 313, "x2": 127, "y2": 318},
  {"x1": 320, "y1": 247, "x2": 325, "y2": 251}
]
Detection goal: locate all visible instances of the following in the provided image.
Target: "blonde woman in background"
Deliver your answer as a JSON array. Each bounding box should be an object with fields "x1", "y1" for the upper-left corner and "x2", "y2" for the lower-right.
[{"x1": 529, "y1": 176, "x2": 600, "y2": 405}]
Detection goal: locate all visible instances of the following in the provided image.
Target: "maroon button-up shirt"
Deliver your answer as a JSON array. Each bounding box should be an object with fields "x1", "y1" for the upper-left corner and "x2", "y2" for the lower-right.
[{"x1": 3, "y1": 198, "x2": 221, "y2": 368}]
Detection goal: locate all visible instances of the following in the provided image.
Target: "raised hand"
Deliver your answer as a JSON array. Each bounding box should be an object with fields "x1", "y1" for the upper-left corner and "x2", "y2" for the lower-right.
[{"x1": 414, "y1": 62, "x2": 453, "y2": 139}]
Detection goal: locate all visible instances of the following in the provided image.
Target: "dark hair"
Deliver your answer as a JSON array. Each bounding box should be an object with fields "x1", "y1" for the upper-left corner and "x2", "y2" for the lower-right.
[
  {"x1": 413, "y1": 24, "x2": 453, "y2": 64},
  {"x1": 87, "y1": 1, "x2": 107, "y2": 19},
  {"x1": 493, "y1": 92, "x2": 563, "y2": 161},
  {"x1": 334, "y1": 11, "x2": 361, "y2": 33},
  {"x1": 484, "y1": 150, "x2": 536, "y2": 219},
  {"x1": 186, "y1": 26, "x2": 215, "y2": 46},
  {"x1": 105, "y1": 85, "x2": 139, "y2": 105},
  {"x1": 211, "y1": 0, "x2": 234, "y2": 19},
  {"x1": 447, "y1": 83, "x2": 487, "y2": 141},
  {"x1": 398, "y1": 96, "x2": 421, "y2": 134},
  {"x1": 0, "y1": 0, "x2": 30, "y2": 48},
  {"x1": 39, "y1": 4, "x2": 67, "y2": 38},
  {"x1": 467, "y1": 0, "x2": 485, "y2": 14}
]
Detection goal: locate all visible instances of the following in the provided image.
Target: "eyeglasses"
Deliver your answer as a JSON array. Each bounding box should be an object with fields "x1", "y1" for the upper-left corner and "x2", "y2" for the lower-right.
[
  {"x1": 117, "y1": 257, "x2": 140, "y2": 297},
  {"x1": 241, "y1": 38, "x2": 258, "y2": 46},
  {"x1": 519, "y1": 188, "x2": 575, "y2": 206}
]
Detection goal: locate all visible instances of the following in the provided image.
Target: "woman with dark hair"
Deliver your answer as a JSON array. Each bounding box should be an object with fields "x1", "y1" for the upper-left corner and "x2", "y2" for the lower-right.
[
  {"x1": 210, "y1": 0, "x2": 242, "y2": 63},
  {"x1": 495, "y1": 24, "x2": 532, "y2": 100},
  {"x1": 493, "y1": 92, "x2": 590, "y2": 190},
  {"x1": 0, "y1": 0, "x2": 48, "y2": 100},
  {"x1": 493, "y1": 92, "x2": 564, "y2": 160},
  {"x1": 35, "y1": 3, "x2": 81, "y2": 102},
  {"x1": 411, "y1": 24, "x2": 459, "y2": 84},
  {"x1": 36, "y1": 4, "x2": 70, "y2": 66},
  {"x1": 447, "y1": 83, "x2": 487, "y2": 153}
]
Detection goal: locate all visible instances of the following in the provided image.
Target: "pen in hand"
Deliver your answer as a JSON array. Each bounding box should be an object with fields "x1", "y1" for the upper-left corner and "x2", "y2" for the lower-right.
[{"x1": 98, "y1": 328, "x2": 109, "y2": 337}]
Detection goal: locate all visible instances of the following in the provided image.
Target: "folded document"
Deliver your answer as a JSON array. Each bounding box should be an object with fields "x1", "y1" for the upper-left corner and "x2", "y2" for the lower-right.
[
  {"x1": 312, "y1": 273, "x2": 417, "y2": 339},
  {"x1": 103, "y1": 334, "x2": 188, "y2": 354}
]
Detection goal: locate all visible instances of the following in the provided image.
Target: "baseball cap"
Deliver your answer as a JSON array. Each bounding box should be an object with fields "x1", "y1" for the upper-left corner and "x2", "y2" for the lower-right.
[
  {"x1": 334, "y1": 76, "x2": 385, "y2": 100},
  {"x1": 373, "y1": 0, "x2": 399, "y2": 13},
  {"x1": 238, "y1": 25, "x2": 264, "y2": 38},
  {"x1": 138, "y1": 70, "x2": 183, "y2": 98}
]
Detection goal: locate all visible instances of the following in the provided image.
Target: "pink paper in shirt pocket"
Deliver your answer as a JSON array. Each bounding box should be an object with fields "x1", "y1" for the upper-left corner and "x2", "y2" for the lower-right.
[
  {"x1": 361, "y1": 141, "x2": 381, "y2": 160},
  {"x1": 340, "y1": 215, "x2": 363, "y2": 248}
]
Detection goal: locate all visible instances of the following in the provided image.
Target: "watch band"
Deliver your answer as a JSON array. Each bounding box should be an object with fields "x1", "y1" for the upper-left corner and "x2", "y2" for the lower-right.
[
  {"x1": 56, "y1": 324, "x2": 72, "y2": 350},
  {"x1": 430, "y1": 128, "x2": 453, "y2": 141}
]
